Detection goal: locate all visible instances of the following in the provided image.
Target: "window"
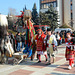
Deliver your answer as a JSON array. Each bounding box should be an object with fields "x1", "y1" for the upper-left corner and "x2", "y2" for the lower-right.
[
  {"x1": 41, "y1": 0, "x2": 44, "y2": 1},
  {"x1": 71, "y1": 5, "x2": 72, "y2": 10},
  {"x1": 41, "y1": 4, "x2": 44, "y2": 9},
  {"x1": 48, "y1": 3, "x2": 50, "y2": 7},
  {"x1": 46, "y1": 3, "x2": 49, "y2": 8},
  {"x1": 54, "y1": 2, "x2": 57, "y2": 7},
  {"x1": 44, "y1": 4, "x2": 46, "y2": 8},
  {"x1": 71, "y1": 0, "x2": 72, "y2": 2}
]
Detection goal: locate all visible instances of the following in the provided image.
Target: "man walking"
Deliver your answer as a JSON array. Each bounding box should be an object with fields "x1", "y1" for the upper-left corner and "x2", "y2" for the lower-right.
[{"x1": 44, "y1": 28, "x2": 57, "y2": 65}]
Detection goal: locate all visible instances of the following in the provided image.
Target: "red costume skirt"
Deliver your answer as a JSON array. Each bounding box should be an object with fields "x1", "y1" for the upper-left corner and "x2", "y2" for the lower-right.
[{"x1": 65, "y1": 47, "x2": 74, "y2": 60}]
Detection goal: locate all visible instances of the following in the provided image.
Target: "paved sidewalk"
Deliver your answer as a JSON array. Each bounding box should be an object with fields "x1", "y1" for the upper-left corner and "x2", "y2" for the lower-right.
[{"x1": 0, "y1": 44, "x2": 75, "y2": 75}]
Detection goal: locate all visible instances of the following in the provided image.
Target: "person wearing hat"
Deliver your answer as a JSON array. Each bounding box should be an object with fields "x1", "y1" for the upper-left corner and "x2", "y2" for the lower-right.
[
  {"x1": 65, "y1": 31, "x2": 74, "y2": 70},
  {"x1": 35, "y1": 29, "x2": 47, "y2": 63},
  {"x1": 44, "y1": 28, "x2": 57, "y2": 65},
  {"x1": 16, "y1": 32, "x2": 21, "y2": 52}
]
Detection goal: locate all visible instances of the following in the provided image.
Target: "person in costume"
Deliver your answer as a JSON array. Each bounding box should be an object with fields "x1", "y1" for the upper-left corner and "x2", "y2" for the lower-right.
[
  {"x1": 35, "y1": 29, "x2": 47, "y2": 63},
  {"x1": 44, "y1": 28, "x2": 57, "y2": 65},
  {"x1": 23, "y1": 10, "x2": 35, "y2": 58},
  {"x1": 65, "y1": 31, "x2": 74, "y2": 70},
  {"x1": 31, "y1": 35, "x2": 37, "y2": 61},
  {"x1": 0, "y1": 15, "x2": 15, "y2": 63}
]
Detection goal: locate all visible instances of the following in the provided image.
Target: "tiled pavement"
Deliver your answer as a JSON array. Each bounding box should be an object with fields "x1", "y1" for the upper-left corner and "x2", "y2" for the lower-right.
[{"x1": 0, "y1": 44, "x2": 75, "y2": 75}]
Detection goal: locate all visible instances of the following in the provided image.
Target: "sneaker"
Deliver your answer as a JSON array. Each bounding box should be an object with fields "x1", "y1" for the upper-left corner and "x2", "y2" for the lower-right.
[
  {"x1": 37, "y1": 61, "x2": 41, "y2": 63},
  {"x1": 72, "y1": 64, "x2": 74, "y2": 67},
  {"x1": 68, "y1": 65, "x2": 72, "y2": 70}
]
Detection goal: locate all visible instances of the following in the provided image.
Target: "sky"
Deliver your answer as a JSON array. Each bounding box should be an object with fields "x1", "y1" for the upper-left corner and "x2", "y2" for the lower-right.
[{"x1": 0, "y1": 0, "x2": 39, "y2": 15}]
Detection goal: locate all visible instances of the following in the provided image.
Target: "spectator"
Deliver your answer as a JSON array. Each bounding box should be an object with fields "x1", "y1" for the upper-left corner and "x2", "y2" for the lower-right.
[
  {"x1": 16, "y1": 32, "x2": 21, "y2": 52},
  {"x1": 21, "y1": 32, "x2": 26, "y2": 50},
  {"x1": 10, "y1": 33, "x2": 16, "y2": 52},
  {"x1": 62, "y1": 31, "x2": 65, "y2": 43},
  {"x1": 59, "y1": 33, "x2": 62, "y2": 45},
  {"x1": 56, "y1": 32, "x2": 60, "y2": 46}
]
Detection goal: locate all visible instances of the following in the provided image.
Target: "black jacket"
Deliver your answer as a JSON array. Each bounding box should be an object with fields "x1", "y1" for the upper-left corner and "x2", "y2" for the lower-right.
[{"x1": 21, "y1": 35, "x2": 25, "y2": 42}]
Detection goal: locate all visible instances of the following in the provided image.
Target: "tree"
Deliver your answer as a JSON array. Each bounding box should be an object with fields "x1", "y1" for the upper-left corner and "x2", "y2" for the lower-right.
[
  {"x1": 8, "y1": 8, "x2": 17, "y2": 16},
  {"x1": 32, "y1": 3, "x2": 39, "y2": 25},
  {"x1": 23, "y1": 5, "x2": 27, "y2": 12},
  {"x1": 40, "y1": 12, "x2": 51, "y2": 25},
  {"x1": 7, "y1": 8, "x2": 18, "y2": 29},
  {"x1": 8, "y1": 8, "x2": 18, "y2": 23},
  {"x1": 40, "y1": 4, "x2": 58, "y2": 30}
]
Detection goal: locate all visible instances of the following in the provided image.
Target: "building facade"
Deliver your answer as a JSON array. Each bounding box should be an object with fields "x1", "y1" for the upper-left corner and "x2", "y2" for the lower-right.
[{"x1": 40, "y1": 0, "x2": 75, "y2": 30}]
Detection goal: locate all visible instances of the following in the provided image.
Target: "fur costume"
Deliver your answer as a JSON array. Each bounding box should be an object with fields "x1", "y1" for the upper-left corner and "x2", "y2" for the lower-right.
[{"x1": 0, "y1": 15, "x2": 14, "y2": 63}]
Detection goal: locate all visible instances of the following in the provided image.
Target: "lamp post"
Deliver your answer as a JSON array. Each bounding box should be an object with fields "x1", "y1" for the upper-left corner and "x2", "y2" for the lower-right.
[
  {"x1": 68, "y1": 20, "x2": 74, "y2": 28},
  {"x1": 71, "y1": 20, "x2": 74, "y2": 27}
]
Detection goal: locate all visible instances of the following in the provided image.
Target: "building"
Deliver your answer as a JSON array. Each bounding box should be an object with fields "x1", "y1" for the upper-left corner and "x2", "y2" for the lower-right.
[{"x1": 40, "y1": 0, "x2": 75, "y2": 30}]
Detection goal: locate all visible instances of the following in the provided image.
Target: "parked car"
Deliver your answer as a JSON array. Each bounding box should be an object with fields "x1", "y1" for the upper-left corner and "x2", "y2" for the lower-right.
[{"x1": 54, "y1": 28, "x2": 72, "y2": 33}]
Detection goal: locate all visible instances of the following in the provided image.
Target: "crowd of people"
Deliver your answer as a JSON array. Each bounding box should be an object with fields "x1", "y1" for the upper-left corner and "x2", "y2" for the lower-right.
[
  {"x1": 55, "y1": 31, "x2": 68, "y2": 46},
  {"x1": 3, "y1": 28, "x2": 75, "y2": 70},
  {"x1": 5, "y1": 29, "x2": 66, "y2": 62},
  {"x1": 1, "y1": 10, "x2": 75, "y2": 70}
]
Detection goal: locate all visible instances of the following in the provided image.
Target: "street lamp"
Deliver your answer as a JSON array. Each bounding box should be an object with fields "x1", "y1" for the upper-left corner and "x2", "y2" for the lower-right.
[{"x1": 68, "y1": 20, "x2": 74, "y2": 28}]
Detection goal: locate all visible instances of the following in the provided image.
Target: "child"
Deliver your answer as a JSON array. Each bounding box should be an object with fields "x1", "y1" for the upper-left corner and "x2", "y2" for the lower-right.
[{"x1": 65, "y1": 31, "x2": 74, "y2": 70}]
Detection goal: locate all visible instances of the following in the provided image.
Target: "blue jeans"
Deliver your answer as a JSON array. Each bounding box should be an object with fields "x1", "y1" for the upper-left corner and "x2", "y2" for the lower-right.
[
  {"x1": 22, "y1": 42, "x2": 25, "y2": 49},
  {"x1": 17, "y1": 42, "x2": 21, "y2": 51}
]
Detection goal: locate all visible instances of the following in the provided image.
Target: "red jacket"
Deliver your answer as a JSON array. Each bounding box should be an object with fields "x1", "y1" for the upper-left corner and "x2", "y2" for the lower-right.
[{"x1": 35, "y1": 34, "x2": 46, "y2": 51}]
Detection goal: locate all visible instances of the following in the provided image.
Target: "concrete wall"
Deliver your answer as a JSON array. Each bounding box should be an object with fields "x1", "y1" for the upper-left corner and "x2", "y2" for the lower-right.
[
  {"x1": 73, "y1": 0, "x2": 75, "y2": 30},
  {"x1": 64, "y1": 0, "x2": 71, "y2": 25},
  {"x1": 57, "y1": 0, "x2": 62, "y2": 25}
]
